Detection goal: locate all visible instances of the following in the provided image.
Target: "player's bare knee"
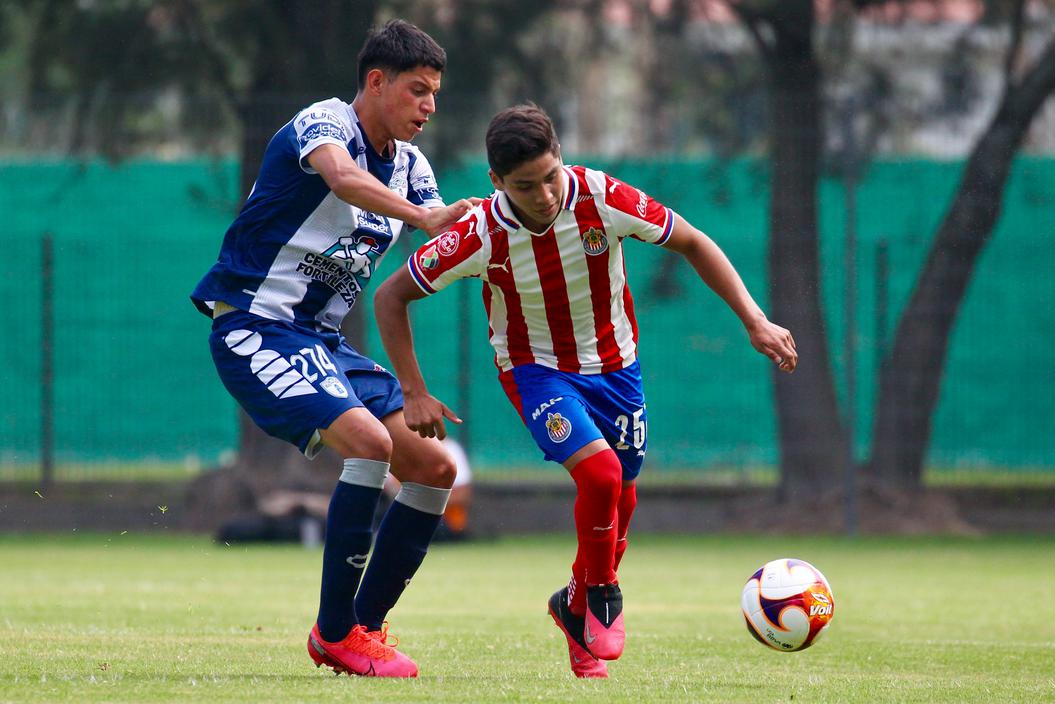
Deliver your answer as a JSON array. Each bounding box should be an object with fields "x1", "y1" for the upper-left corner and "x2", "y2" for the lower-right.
[
  {"x1": 349, "y1": 428, "x2": 393, "y2": 462},
  {"x1": 403, "y1": 447, "x2": 456, "y2": 488},
  {"x1": 427, "y1": 452, "x2": 457, "y2": 489}
]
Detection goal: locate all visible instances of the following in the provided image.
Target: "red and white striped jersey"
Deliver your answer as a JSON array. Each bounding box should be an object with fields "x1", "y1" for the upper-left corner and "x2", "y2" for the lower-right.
[{"x1": 407, "y1": 165, "x2": 674, "y2": 374}]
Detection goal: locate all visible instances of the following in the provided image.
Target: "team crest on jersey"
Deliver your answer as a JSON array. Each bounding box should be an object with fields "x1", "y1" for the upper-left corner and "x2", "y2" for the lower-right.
[
  {"x1": 419, "y1": 245, "x2": 439, "y2": 270},
  {"x1": 545, "y1": 412, "x2": 573, "y2": 443},
  {"x1": 320, "y1": 377, "x2": 348, "y2": 398},
  {"x1": 437, "y1": 230, "x2": 460, "y2": 256},
  {"x1": 582, "y1": 228, "x2": 609, "y2": 256}
]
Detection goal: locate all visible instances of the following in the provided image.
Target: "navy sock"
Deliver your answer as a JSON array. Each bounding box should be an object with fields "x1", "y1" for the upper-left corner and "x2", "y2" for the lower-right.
[
  {"x1": 354, "y1": 482, "x2": 450, "y2": 631},
  {"x1": 316, "y1": 458, "x2": 389, "y2": 643}
]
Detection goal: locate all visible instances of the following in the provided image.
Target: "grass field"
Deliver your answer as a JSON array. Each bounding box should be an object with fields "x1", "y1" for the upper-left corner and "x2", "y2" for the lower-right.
[{"x1": 1, "y1": 533, "x2": 1053, "y2": 703}]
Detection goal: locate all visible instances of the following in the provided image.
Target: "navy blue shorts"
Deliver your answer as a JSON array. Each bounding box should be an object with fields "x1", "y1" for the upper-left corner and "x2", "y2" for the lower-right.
[
  {"x1": 208, "y1": 310, "x2": 403, "y2": 458},
  {"x1": 499, "y1": 362, "x2": 648, "y2": 480}
]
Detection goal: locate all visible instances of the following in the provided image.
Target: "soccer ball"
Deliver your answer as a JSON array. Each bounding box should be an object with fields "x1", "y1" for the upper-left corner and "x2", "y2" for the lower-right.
[{"x1": 741, "y1": 558, "x2": 834, "y2": 652}]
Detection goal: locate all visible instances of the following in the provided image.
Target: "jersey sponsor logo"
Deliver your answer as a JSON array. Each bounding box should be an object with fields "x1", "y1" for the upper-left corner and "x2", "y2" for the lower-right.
[
  {"x1": 410, "y1": 172, "x2": 440, "y2": 203},
  {"x1": 531, "y1": 396, "x2": 564, "y2": 421},
  {"x1": 416, "y1": 186, "x2": 440, "y2": 202},
  {"x1": 636, "y1": 189, "x2": 648, "y2": 217},
  {"x1": 545, "y1": 412, "x2": 572, "y2": 443},
  {"x1": 298, "y1": 109, "x2": 341, "y2": 126},
  {"x1": 323, "y1": 233, "x2": 383, "y2": 279},
  {"x1": 582, "y1": 228, "x2": 609, "y2": 256},
  {"x1": 437, "y1": 230, "x2": 460, "y2": 256},
  {"x1": 355, "y1": 210, "x2": 392, "y2": 237},
  {"x1": 320, "y1": 376, "x2": 348, "y2": 398},
  {"x1": 419, "y1": 245, "x2": 439, "y2": 270},
  {"x1": 388, "y1": 163, "x2": 408, "y2": 194},
  {"x1": 298, "y1": 122, "x2": 347, "y2": 148},
  {"x1": 297, "y1": 252, "x2": 362, "y2": 307}
]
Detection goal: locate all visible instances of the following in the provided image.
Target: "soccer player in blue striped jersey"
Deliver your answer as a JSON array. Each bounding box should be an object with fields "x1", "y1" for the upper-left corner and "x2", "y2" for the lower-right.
[{"x1": 191, "y1": 20, "x2": 471, "y2": 678}]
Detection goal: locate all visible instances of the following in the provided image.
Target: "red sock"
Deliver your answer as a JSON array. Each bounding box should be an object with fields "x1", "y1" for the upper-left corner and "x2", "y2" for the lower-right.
[
  {"x1": 566, "y1": 449, "x2": 621, "y2": 615},
  {"x1": 613, "y1": 481, "x2": 637, "y2": 573}
]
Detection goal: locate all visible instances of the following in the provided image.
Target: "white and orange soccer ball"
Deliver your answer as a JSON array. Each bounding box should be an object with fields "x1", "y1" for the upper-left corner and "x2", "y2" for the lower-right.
[{"x1": 741, "y1": 558, "x2": 834, "y2": 652}]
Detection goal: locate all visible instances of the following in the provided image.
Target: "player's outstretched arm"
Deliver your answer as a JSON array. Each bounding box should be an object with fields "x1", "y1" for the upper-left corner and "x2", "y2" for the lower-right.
[
  {"x1": 374, "y1": 267, "x2": 463, "y2": 438},
  {"x1": 308, "y1": 144, "x2": 471, "y2": 236},
  {"x1": 663, "y1": 214, "x2": 798, "y2": 373}
]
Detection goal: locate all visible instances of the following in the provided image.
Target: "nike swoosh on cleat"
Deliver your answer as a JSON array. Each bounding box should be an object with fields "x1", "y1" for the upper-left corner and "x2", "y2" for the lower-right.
[{"x1": 584, "y1": 620, "x2": 597, "y2": 644}]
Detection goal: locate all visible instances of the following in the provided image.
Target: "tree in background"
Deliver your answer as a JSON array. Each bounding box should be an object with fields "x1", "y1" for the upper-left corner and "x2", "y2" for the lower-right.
[
  {"x1": 729, "y1": 0, "x2": 1055, "y2": 524},
  {"x1": 9, "y1": 0, "x2": 1055, "y2": 530},
  {"x1": 10, "y1": 0, "x2": 565, "y2": 528},
  {"x1": 14, "y1": 0, "x2": 382, "y2": 524}
]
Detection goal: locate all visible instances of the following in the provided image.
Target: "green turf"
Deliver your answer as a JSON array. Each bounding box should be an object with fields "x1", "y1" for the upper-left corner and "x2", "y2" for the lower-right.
[{"x1": 1, "y1": 534, "x2": 1053, "y2": 703}]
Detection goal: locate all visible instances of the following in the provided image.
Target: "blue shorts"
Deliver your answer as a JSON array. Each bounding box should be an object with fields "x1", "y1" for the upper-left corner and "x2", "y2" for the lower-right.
[
  {"x1": 499, "y1": 362, "x2": 648, "y2": 480},
  {"x1": 208, "y1": 310, "x2": 403, "y2": 458}
]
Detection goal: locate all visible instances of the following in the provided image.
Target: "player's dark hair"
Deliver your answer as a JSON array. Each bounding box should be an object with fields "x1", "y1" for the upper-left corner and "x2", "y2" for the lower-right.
[
  {"x1": 356, "y1": 20, "x2": 446, "y2": 89},
  {"x1": 486, "y1": 104, "x2": 561, "y2": 177}
]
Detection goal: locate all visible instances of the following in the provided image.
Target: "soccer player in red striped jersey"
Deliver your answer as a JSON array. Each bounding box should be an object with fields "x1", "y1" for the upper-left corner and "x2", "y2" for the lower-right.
[{"x1": 374, "y1": 104, "x2": 797, "y2": 678}]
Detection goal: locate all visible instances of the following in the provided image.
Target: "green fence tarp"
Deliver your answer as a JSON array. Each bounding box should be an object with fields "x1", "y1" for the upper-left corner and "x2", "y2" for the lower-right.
[{"x1": 2, "y1": 157, "x2": 1052, "y2": 474}]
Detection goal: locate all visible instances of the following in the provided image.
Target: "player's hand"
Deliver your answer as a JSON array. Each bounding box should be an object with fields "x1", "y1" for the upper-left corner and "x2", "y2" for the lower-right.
[
  {"x1": 403, "y1": 391, "x2": 463, "y2": 439},
  {"x1": 747, "y1": 318, "x2": 798, "y2": 373},
  {"x1": 421, "y1": 199, "x2": 473, "y2": 237}
]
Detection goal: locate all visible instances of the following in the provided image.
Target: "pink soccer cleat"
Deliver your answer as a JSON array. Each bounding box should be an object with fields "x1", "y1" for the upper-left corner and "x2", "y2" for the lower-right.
[
  {"x1": 583, "y1": 583, "x2": 625, "y2": 660},
  {"x1": 307, "y1": 622, "x2": 419, "y2": 678},
  {"x1": 548, "y1": 588, "x2": 609, "y2": 678}
]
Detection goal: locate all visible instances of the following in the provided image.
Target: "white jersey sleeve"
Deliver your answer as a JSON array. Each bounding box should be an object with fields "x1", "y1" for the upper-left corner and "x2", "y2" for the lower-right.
[
  {"x1": 293, "y1": 98, "x2": 354, "y2": 174},
  {"x1": 589, "y1": 169, "x2": 675, "y2": 245},
  {"x1": 406, "y1": 148, "x2": 444, "y2": 209},
  {"x1": 407, "y1": 210, "x2": 490, "y2": 295}
]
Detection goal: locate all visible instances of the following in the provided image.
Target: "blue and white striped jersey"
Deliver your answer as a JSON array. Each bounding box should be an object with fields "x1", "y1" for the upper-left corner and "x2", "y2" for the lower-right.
[{"x1": 192, "y1": 98, "x2": 444, "y2": 332}]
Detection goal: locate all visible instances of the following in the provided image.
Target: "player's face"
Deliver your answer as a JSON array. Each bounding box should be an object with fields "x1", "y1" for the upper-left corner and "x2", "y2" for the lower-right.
[
  {"x1": 376, "y1": 66, "x2": 442, "y2": 142},
  {"x1": 491, "y1": 151, "x2": 564, "y2": 232}
]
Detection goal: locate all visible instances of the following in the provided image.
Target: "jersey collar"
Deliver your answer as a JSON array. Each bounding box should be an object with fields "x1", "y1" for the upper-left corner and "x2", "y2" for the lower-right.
[
  {"x1": 490, "y1": 166, "x2": 577, "y2": 234},
  {"x1": 561, "y1": 165, "x2": 579, "y2": 209}
]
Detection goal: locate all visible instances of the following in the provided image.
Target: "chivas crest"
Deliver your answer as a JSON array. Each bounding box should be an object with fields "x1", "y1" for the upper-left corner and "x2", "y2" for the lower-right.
[
  {"x1": 582, "y1": 227, "x2": 608, "y2": 256},
  {"x1": 545, "y1": 412, "x2": 572, "y2": 443}
]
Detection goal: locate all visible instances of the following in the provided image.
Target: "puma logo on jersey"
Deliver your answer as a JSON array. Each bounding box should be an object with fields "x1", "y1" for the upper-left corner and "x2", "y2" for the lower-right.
[{"x1": 487, "y1": 258, "x2": 511, "y2": 274}]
